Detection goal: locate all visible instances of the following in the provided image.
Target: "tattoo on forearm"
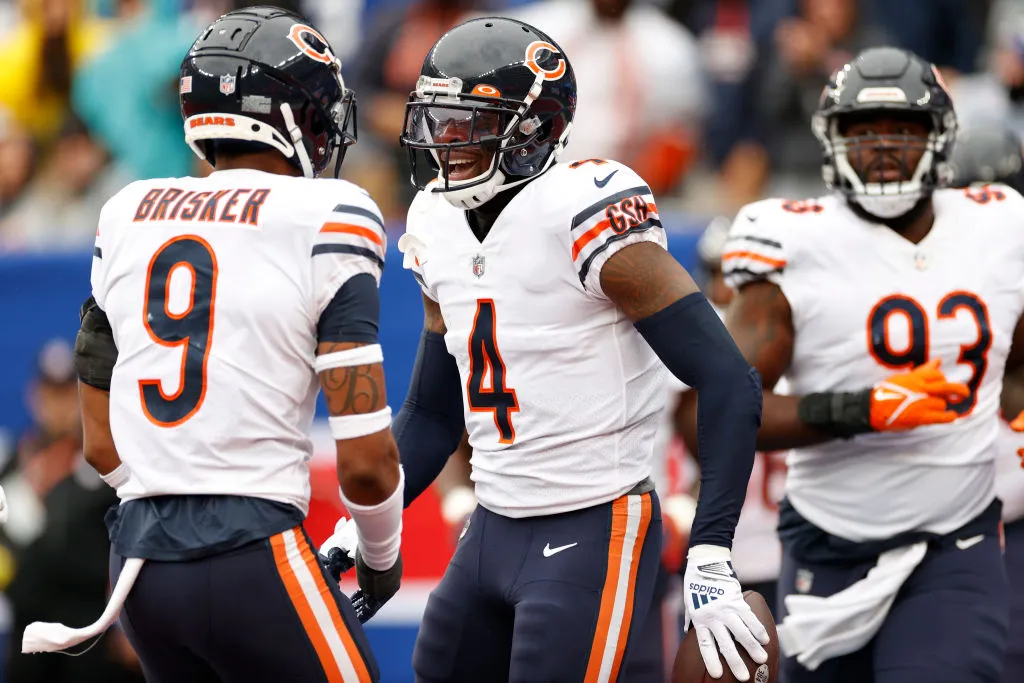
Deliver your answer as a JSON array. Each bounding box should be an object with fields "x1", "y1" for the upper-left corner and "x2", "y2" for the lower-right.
[{"x1": 321, "y1": 364, "x2": 384, "y2": 415}]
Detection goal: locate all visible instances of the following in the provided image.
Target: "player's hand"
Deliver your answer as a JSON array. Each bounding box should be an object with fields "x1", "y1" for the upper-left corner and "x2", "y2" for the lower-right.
[
  {"x1": 683, "y1": 545, "x2": 769, "y2": 681},
  {"x1": 869, "y1": 359, "x2": 970, "y2": 431},
  {"x1": 318, "y1": 517, "x2": 357, "y2": 582},
  {"x1": 349, "y1": 551, "x2": 402, "y2": 623}
]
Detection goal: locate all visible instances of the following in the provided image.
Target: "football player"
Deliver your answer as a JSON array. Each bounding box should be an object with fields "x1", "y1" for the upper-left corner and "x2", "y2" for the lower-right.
[
  {"x1": 22, "y1": 8, "x2": 400, "y2": 682},
  {"x1": 394, "y1": 16, "x2": 767, "y2": 683},
  {"x1": 680, "y1": 46, "x2": 1024, "y2": 682},
  {"x1": 950, "y1": 124, "x2": 1024, "y2": 683}
]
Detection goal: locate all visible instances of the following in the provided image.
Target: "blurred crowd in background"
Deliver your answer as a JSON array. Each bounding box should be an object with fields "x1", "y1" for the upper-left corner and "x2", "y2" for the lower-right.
[
  {"x1": 1, "y1": 0, "x2": 1022, "y2": 250},
  {"x1": 0, "y1": 0, "x2": 1023, "y2": 680}
]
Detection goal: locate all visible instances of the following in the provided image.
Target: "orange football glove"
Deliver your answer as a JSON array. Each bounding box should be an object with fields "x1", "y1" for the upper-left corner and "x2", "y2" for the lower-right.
[{"x1": 869, "y1": 359, "x2": 971, "y2": 432}]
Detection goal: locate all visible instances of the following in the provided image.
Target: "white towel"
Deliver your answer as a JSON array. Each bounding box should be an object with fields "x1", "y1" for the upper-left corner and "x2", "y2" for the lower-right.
[
  {"x1": 776, "y1": 541, "x2": 928, "y2": 671},
  {"x1": 22, "y1": 557, "x2": 145, "y2": 654}
]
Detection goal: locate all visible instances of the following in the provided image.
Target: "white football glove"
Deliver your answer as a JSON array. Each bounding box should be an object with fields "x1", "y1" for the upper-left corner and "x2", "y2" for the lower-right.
[
  {"x1": 318, "y1": 517, "x2": 358, "y2": 581},
  {"x1": 684, "y1": 545, "x2": 770, "y2": 681}
]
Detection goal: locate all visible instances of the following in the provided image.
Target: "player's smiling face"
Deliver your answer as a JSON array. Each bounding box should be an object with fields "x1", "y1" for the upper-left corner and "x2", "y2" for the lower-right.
[
  {"x1": 839, "y1": 111, "x2": 931, "y2": 184},
  {"x1": 429, "y1": 108, "x2": 501, "y2": 182}
]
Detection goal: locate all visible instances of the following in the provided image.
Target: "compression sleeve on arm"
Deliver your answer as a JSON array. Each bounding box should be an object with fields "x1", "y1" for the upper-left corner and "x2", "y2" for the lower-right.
[
  {"x1": 392, "y1": 330, "x2": 466, "y2": 508},
  {"x1": 634, "y1": 292, "x2": 762, "y2": 549}
]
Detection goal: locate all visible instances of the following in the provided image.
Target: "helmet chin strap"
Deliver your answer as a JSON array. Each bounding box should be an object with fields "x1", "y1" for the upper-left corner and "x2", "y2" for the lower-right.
[{"x1": 280, "y1": 103, "x2": 315, "y2": 178}]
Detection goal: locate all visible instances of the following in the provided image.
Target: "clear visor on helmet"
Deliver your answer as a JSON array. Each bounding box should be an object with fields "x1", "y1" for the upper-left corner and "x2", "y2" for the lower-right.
[{"x1": 402, "y1": 94, "x2": 535, "y2": 192}]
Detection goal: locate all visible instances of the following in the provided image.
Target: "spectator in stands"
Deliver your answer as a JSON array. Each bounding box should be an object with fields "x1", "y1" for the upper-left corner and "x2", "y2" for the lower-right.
[
  {"x1": 2, "y1": 338, "x2": 143, "y2": 682},
  {"x1": 515, "y1": 0, "x2": 706, "y2": 195},
  {"x1": 0, "y1": 114, "x2": 129, "y2": 252},
  {"x1": 72, "y1": 0, "x2": 200, "y2": 182},
  {"x1": 0, "y1": 0, "x2": 111, "y2": 147},
  {"x1": 866, "y1": 0, "x2": 991, "y2": 78},
  {"x1": 708, "y1": 0, "x2": 891, "y2": 209},
  {"x1": 0, "y1": 110, "x2": 35, "y2": 224},
  {"x1": 351, "y1": 0, "x2": 478, "y2": 216}
]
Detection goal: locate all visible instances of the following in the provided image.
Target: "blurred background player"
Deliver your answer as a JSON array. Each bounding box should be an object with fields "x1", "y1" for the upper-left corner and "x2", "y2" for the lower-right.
[
  {"x1": 949, "y1": 123, "x2": 1024, "y2": 683},
  {"x1": 681, "y1": 46, "x2": 1024, "y2": 682},
  {"x1": 675, "y1": 218, "x2": 786, "y2": 615},
  {"x1": 22, "y1": 7, "x2": 402, "y2": 682},
  {"x1": 391, "y1": 16, "x2": 767, "y2": 683}
]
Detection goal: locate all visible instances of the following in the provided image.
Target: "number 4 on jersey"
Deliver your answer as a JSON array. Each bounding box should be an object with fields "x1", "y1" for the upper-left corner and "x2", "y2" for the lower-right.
[{"x1": 468, "y1": 299, "x2": 519, "y2": 444}]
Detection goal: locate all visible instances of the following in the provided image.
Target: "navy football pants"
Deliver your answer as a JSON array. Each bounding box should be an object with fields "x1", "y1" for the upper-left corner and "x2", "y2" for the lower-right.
[
  {"x1": 110, "y1": 526, "x2": 378, "y2": 683},
  {"x1": 413, "y1": 491, "x2": 662, "y2": 683},
  {"x1": 778, "y1": 531, "x2": 1008, "y2": 683}
]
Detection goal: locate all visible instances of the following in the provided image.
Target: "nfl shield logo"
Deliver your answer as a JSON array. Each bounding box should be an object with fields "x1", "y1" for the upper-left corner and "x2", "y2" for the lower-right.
[
  {"x1": 219, "y1": 74, "x2": 236, "y2": 95},
  {"x1": 472, "y1": 254, "x2": 485, "y2": 278},
  {"x1": 795, "y1": 568, "x2": 814, "y2": 594}
]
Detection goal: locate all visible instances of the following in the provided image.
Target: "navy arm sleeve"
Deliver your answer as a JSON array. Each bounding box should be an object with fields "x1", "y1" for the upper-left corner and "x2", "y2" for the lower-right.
[
  {"x1": 317, "y1": 273, "x2": 380, "y2": 344},
  {"x1": 392, "y1": 330, "x2": 466, "y2": 508},
  {"x1": 634, "y1": 292, "x2": 762, "y2": 549}
]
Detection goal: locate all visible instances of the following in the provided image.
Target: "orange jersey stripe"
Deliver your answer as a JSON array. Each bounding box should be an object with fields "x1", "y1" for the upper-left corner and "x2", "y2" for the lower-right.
[
  {"x1": 320, "y1": 222, "x2": 384, "y2": 247},
  {"x1": 572, "y1": 212, "x2": 662, "y2": 261},
  {"x1": 584, "y1": 496, "x2": 631, "y2": 683},
  {"x1": 607, "y1": 494, "x2": 653, "y2": 681},
  {"x1": 270, "y1": 531, "x2": 345, "y2": 683},
  {"x1": 721, "y1": 250, "x2": 786, "y2": 269},
  {"x1": 572, "y1": 219, "x2": 612, "y2": 260},
  {"x1": 295, "y1": 532, "x2": 373, "y2": 683}
]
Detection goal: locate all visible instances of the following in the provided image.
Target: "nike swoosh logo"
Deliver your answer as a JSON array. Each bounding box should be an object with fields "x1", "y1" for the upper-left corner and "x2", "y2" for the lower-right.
[
  {"x1": 542, "y1": 542, "x2": 578, "y2": 557},
  {"x1": 955, "y1": 534, "x2": 984, "y2": 550},
  {"x1": 872, "y1": 388, "x2": 906, "y2": 402},
  {"x1": 594, "y1": 170, "x2": 618, "y2": 188}
]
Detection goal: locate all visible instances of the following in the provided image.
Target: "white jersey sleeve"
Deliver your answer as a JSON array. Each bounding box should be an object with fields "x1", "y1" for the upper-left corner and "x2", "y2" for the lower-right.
[
  {"x1": 565, "y1": 160, "x2": 668, "y2": 297},
  {"x1": 721, "y1": 198, "x2": 790, "y2": 290},
  {"x1": 400, "y1": 189, "x2": 439, "y2": 302},
  {"x1": 311, "y1": 190, "x2": 386, "y2": 318}
]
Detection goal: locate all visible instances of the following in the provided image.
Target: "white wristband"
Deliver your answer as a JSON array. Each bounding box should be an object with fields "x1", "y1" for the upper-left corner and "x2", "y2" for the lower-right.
[
  {"x1": 99, "y1": 463, "x2": 131, "y2": 491},
  {"x1": 315, "y1": 344, "x2": 383, "y2": 373},
  {"x1": 339, "y1": 467, "x2": 404, "y2": 570},
  {"x1": 328, "y1": 407, "x2": 392, "y2": 440}
]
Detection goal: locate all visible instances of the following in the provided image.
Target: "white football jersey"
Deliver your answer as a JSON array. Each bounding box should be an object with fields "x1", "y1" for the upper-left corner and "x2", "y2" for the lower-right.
[
  {"x1": 401, "y1": 160, "x2": 669, "y2": 517},
  {"x1": 724, "y1": 188, "x2": 1024, "y2": 542},
  {"x1": 91, "y1": 169, "x2": 385, "y2": 514}
]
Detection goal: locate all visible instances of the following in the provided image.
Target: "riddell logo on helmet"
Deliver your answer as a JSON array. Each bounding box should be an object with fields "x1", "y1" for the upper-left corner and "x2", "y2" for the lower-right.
[{"x1": 190, "y1": 116, "x2": 236, "y2": 128}]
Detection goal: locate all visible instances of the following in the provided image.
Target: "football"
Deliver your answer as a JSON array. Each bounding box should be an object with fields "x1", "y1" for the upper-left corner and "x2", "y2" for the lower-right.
[{"x1": 672, "y1": 590, "x2": 779, "y2": 683}]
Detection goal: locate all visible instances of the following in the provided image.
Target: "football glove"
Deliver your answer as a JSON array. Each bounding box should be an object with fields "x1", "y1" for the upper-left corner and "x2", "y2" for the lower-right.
[
  {"x1": 868, "y1": 359, "x2": 970, "y2": 432},
  {"x1": 350, "y1": 551, "x2": 402, "y2": 623},
  {"x1": 684, "y1": 545, "x2": 769, "y2": 681},
  {"x1": 318, "y1": 517, "x2": 357, "y2": 582}
]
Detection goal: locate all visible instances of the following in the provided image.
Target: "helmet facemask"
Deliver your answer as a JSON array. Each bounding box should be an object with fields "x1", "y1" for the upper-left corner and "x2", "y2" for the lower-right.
[
  {"x1": 402, "y1": 76, "x2": 569, "y2": 209},
  {"x1": 814, "y1": 109, "x2": 956, "y2": 219}
]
